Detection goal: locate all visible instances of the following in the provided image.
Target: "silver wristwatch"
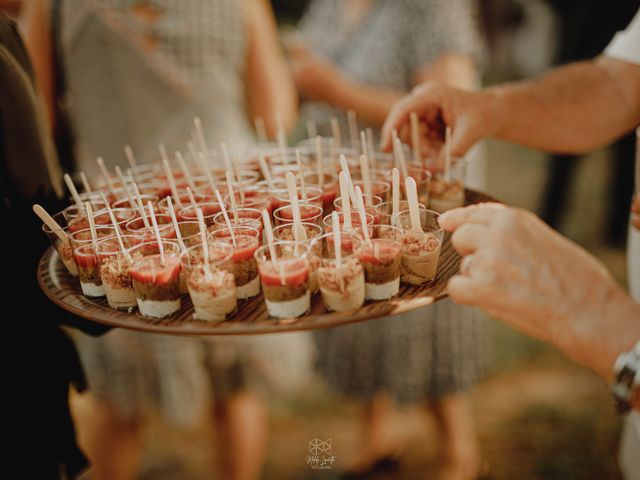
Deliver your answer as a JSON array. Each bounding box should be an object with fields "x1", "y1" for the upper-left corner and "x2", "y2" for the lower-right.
[{"x1": 612, "y1": 340, "x2": 640, "y2": 413}]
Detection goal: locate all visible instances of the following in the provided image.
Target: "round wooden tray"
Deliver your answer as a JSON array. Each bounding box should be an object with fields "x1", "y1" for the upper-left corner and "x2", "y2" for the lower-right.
[{"x1": 38, "y1": 190, "x2": 493, "y2": 336}]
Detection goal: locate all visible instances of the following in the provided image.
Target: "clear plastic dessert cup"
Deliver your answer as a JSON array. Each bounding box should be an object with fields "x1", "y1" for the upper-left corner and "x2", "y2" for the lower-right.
[
  {"x1": 63, "y1": 201, "x2": 108, "y2": 233},
  {"x1": 427, "y1": 158, "x2": 466, "y2": 213},
  {"x1": 208, "y1": 225, "x2": 261, "y2": 241},
  {"x1": 273, "y1": 224, "x2": 323, "y2": 293},
  {"x1": 322, "y1": 211, "x2": 374, "y2": 236},
  {"x1": 42, "y1": 210, "x2": 78, "y2": 276},
  {"x1": 392, "y1": 209, "x2": 443, "y2": 285},
  {"x1": 271, "y1": 186, "x2": 323, "y2": 210},
  {"x1": 273, "y1": 204, "x2": 323, "y2": 227},
  {"x1": 73, "y1": 243, "x2": 104, "y2": 298},
  {"x1": 95, "y1": 235, "x2": 143, "y2": 309},
  {"x1": 308, "y1": 232, "x2": 365, "y2": 312},
  {"x1": 125, "y1": 214, "x2": 175, "y2": 241},
  {"x1": 334, "y1": 194, "x2": 383, "y2": 224},
  {"x1": 212, "y1": 208, "x2": 263, "y2": 235},
  {"x1": 353, "y1": 180, "x2": 391, "y2": 203},
  {"x1": 176, "y1": 221, "x2": 202, "y2": 247},
  {"x1": 181, "y1": 242, "x2": 236, "y2": 322},
  {"x1": 69, "y1": 226, "x2": 116, "y2": 252},
  {"x1": 303, "y1": 172, "x2": 339, "y2": 211},
  {"x1": 224, "y1": 186, "x2": 273, "y2": 214},
  {"x1": 353, "y1": 225, "x2": 404, "y2": 300},
  {"x1": 177, "y1": 202, "x2": 222, "y2": 225},
  {"x1": 129, "y1": 240, "x2": 182, "y2": 318},
  {"x1": 255, "y1": 244, "x2": 311, "y2": 319},
  {"x1": 214, "y1": 234, "x2": 262, "y2": 300},
  {"x1": 376, "y1": 200, "x2": 426, "y2": 226},
  {"x1": 406, "y1": 162, "x2": 433, "y2": 206}
]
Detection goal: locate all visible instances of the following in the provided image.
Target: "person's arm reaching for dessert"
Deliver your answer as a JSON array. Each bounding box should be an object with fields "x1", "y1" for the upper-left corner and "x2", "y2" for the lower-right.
[
  {"x1": 439, "y1": 203, "x2": 640, "y2": 383},
  {"x1": 244, "y1": 0, "x2": 298, "y2": 137},
  {"x1": 381, "y1": 57, "x2": 640, "y2": 158}
]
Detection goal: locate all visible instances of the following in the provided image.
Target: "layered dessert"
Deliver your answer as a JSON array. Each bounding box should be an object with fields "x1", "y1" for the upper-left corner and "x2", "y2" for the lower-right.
[
  {"x1": 407, "y1": 163, "x2": 432, "y2": 206},
  {"x1": 400, "y1": 231, "x2": 442, "y2": 285},
  {"x1": 303, "y1": 173, "x2": 338, "y2": 210},
  {"x1": 375, "y1": 200, "x2": 425, "y2": 226},
  {"x1": 224, "y1": 187, "x2": 272, "y2": 215},
  {"x1": 187, "y1": 265, "x2": 237, "y2": 322},
  {"x1": 177, "y1": 202, "x2": 222, "y2": 225},
  {"x1": 219, "y1": 235, "x2": 261, "y2": 300},
  {"x1": 334, "y1": 195, "x2": 383, "y2": 224},
  {"x1": 96, "y1": 236, "x2": 141, "y2": 309},
  {"x1": 322, "y1": 211, "x2": 373, "y2": 234},
  {"x1": 317, "y1": 257, "x2": 365, "y2": 312},
  {"x1": 272, "y1": 186, "x2": 323, "y2": 210},
  {"x1": 42, "y1": 213, "x2": 78, "y2": 276},
  {"x1": 354, "y1": 234, "x2": 403, "y2": 300},
  {"x1": 73, "y1": 244, "x2": 104, "y2": 297},
  {"x1": 353, "y1": 180, "x2": 391, "y2": 203},
  {"x1": 258, "y1": 257, "x2": 310, "y2": 319},
  {"x1": 212, "y1": 208, "x2": 263, "y2": 235},
  {"x1": 130, "y1": 254, "x2": 181, "y2": 317},
  {"x1": 428, "y1": 179, "x2": 465, "y2": 213},
  {"x1": 125, "y1": 214, "x2": 176, "y2": 241}
]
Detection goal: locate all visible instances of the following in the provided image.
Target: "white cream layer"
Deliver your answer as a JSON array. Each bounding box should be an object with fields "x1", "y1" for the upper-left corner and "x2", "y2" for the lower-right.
[
  {"x1": 236, "y1": 275, "x2": 260, "y2": 300},
  {"x1": 137, "y1": 298, "x2": 181, "y2": 318},
  {"x1": 320, "y1": 273, "x2": 365, "y2": 312},
  {"x1": 80, "y1": 281, "x2": 105, "y2": 298},
  {"x1": 265, "y1": 291, "x2": 310, "y2": 319},
  {"x1": 189, "y1": 287, "x2": 237, "y2": 322},
  {"x1": 365, "y1": 277, "x2": 400, "y2": 300}
]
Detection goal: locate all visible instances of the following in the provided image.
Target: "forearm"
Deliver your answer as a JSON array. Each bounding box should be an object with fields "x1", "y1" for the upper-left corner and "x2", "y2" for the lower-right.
[
  {"x1": 488, "y1": 57, "x2": 640, "y2": 154},
  {"x1": 244, "y1": 0, "x2": 297, "y2": 136},
  {"x1": 331, "y1": 79, "x2": 404, "y2": 128},
  {"x1": 556, "y1": 283, "x2": 640, "y2": 382}
]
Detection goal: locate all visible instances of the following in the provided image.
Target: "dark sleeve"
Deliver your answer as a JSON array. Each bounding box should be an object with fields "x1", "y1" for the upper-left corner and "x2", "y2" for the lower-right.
[{"x1": 401, "y1": 0, "x2": 483, "y2": 76}]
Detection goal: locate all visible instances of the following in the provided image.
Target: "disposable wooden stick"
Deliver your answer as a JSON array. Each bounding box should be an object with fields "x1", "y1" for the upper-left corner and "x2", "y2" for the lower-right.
[
  {"x1": 215, "y1": 189, "x2": 236, "y2": 245},
  {"x1": 347, "y1": 110, "x2": 358, "y2": 151},
  {"x1": 338, "y1": 171, "x2": 352, "y2": 230},
  {"x1": 410, "y1": 112, "x2": 421, "y2": 165},
  {"x1": 85, "y1": 202, "x2": 98, "y2": 255},
  {"x1": 198, "y1": 152, "x2": 218, "y2": 192},
  {"x1": 258, "y1": 149, "x2": 274, "y2": 190},
  {"x1": 360, "y1": 131, "x2": 368, "y2": 158},
  {"x1": 114, "y1": 166, "x2": 132, "y2": 200},
  {"x1": 196, "y1": 207, "x2": 211, "y2": 280},
  {"x1": 261, "y1": 209, "x2": 285, "y2": 285},
  {"x1": 100, "y1": 192, "x2": 124, "y2": 238},
  {"x1": 392, "y1": 168, "x2": 400, "y2": 219},
  {"x1": 286, "y1": 171, "x2": 307, "y2": 241},
  {"x1": 445, "y1": 126, "x2": 452, "y2": 183},
  {"x1": 306, "y1": 120, "x2": 318, "y2": 140},
  {"x1": 393, "y1": 137, "x2": 409, "y2": 180},
  {"x1": 330, "y1": 118, "x2": 342, "y2": 149},
  {"x1": 104, "y1": 200, "x2": 131, "y2": 261},
  {"x1": 255, "y1": 116, "x2": 268, "y2": 144},
  {"x1": 226, "y1": 171, "x2": 239, "y2": 222},
  {"x1": 354, "y1": 186, "x2": 371, "y2": 245},
  {"x1": 162, "y1": 158, "x2": 183, "y2": 208},
  {"x1": 366, "y1": 128, "x2": 377, "y2": 171},
  {"x1": 315, "y1": 136, "x2": 324, "y2": 189},
  {"x1": 222, "y1": 143, "x2": 243, "y2": 202},
  {"x1": 133, "y1": 183, "x2": 150, "y2": 229},
  {"x1": 295, "y1": 150, "x2": 308, "y2": 203},
  {"x1": 359, "y1": 154, "x2": 373, "y2": 206},
  {"x1": 96, "y1": 157, "x2": 116, "y2": 196},
  {"x1": 33, "y1": 204, "x2": 69, "y2": 243},
  {"x1": 339, "y1": 154, "x2": 357, "y2": 206},
  {"x1": 405, "y1": 177, "x2": 422, "y2": 233},
  {"x1": 147, "y1": 201, "x2": 165, "y2": 264},
  {"x1": 194, "y1": 117, "x2": 209, "y2": 161},
  {"x1": 64, "y1": 174, "x2": 82, "y2": 207},
  {"x1": 331, "y1": 210, "x2": 344, "y2": 293},
  {"x1": 186, "y1": 187, "x2": 198, "y2": 211},
  {"x1": 176, "y1": 151, "x2": 196, "y2": 191},
  {"x1": 79, "y1": 172, "x2": 92, "y2": 194},
  {"x1": 124, "y1": 146, "x2": 139, "y2": 183},
  {"x1": 166, "y1": 196, "x2": 186, "y2": 252}
]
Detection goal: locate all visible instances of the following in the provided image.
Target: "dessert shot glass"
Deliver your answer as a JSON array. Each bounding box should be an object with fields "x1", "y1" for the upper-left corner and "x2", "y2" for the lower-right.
[
  {"x1": 213, "y1": 232, "x2": 262, "y2": 300},
  {"x1": 273, "y1": 224, "x2": 323, "y2": 293},
  {"x1": 392, "y1": 209, "x2": 443, "y2": 285},
  {"x1": 255, "y1": 244, "x2": 311, "y2": 319},
  {"x1": 42, "y1": 210, "x2": 78, "y2": 276},
  {"x1": 273, "y1": 204, "x2": 323, "y2": 227},
  {"x1": 427, "y1": 158, "x2": 466, "y2": 213},
  {"x1": 376, "y1": 200, "x2": 426, "y2": 226},
  {"x1": 73, "y1": 243, "x2": 104, "y2": 298},
  {"x1": 95, "y1": 235, "x2": 143, "y2": 309},
  {"x1": 129, "y1": 240, "x2": 182, "y2": 318}
]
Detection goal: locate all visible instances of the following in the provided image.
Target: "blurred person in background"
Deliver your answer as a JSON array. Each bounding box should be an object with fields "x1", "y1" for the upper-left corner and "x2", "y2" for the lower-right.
[
  {"x1": 0, "y1": 8, "x2": 113, "y2": 478},
  {"x1": 289, "y1": 1, "x2": 487, "y2": 478},
  {"x1": 382, "y1": 7, "x2": 640, "y2": 476},
  {"x1": 21, "y1": 1, "x2": 310, "y2": 480}
]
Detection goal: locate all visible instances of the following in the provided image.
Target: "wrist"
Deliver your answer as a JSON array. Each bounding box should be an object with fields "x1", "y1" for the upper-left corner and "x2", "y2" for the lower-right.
[
  {"x1": 481, "y1": 87, "x2": 508, "y2": 140},
  {"x1": 557, "y1": 281, "x2": 640, "y2": 382}
]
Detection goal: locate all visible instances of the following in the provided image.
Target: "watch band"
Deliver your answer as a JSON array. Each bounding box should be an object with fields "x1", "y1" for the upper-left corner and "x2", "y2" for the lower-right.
[{"x1": 612, "y1": 340, "x2": 640, "y2": 413}]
